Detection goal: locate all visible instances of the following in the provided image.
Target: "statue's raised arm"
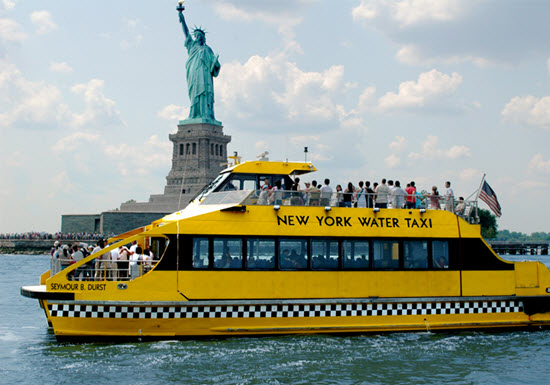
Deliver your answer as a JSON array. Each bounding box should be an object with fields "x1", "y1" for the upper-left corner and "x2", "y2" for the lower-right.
[
  {"x1": 176, "y1": 3, "x2": 221, "y2": 126},
  {"x1": 178, "y1": 7, "x2": 190, "y2": 40}
]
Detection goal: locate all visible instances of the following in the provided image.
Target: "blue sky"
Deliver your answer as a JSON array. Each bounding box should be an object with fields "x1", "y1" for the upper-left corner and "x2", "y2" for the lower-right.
[{"x1": 1, "y1": 0, "x2": 550, "y2": 234}]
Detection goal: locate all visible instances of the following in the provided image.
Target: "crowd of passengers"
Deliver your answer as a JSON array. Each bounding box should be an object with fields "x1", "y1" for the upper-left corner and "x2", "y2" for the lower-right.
[
  {"x1": 255, "y1": 177, "x2": 467, "y2": 215},
  {"x1": 50, "y1": 239, "x2": 156, "y2": 281},
  {"x1": 0, "y1": 232, "x2": 112, "y2": 240}
]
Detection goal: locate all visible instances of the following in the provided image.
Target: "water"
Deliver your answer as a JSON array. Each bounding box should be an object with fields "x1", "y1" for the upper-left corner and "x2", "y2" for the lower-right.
[{"x1": 2, "y1": 254, "x2": 550, "y2": 384}]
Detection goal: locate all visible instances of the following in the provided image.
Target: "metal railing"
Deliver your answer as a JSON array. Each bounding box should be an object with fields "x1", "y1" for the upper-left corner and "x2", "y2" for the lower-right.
[
  {"x1": 240, "y1": 189, "x2": 478, "y2": 221},
  {"x1": 50, "y1": 255, "x2": 158, "y2": 281}
]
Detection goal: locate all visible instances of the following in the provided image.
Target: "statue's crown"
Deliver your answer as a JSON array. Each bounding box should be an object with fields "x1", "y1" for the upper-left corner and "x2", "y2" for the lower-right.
[{"x1": 193, "y1": 26, "x2": 206, "y2": 35}]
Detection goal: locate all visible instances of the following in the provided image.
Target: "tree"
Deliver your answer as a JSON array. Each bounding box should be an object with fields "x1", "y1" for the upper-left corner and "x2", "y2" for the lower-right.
[{"x1": 478, "y1": 208, "x2": 498, "y2": 239}]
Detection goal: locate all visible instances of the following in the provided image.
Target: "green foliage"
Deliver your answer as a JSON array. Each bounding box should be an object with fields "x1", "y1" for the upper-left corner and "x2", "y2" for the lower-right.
[
  {"x1": 495, "y1": 229, "x2": 550, "y2": 242},
  {"x1": 478, "y1": 208, "x2": 498, "y2": 239}
]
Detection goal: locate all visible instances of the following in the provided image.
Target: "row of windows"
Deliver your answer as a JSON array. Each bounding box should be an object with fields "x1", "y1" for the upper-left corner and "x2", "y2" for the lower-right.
[
  {"x1": 186, "y1": 237, "x2": 450, "y2": 271},
  {"x1": 178, "y1": 143, "x2": 225, "y2": 157}
]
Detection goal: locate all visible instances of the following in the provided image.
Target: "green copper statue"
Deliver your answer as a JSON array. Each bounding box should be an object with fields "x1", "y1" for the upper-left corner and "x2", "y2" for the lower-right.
[{"x1": 177, "y1": 2, "x2": 221, "y2": 125}]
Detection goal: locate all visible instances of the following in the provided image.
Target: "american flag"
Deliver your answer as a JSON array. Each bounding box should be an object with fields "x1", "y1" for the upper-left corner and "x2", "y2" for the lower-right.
[{"x1": 479, "y1": 180, "x2": 501, "y2": 217}]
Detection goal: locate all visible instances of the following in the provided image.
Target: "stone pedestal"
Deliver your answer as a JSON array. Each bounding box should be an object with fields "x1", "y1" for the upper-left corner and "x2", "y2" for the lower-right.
[{"x1": 119, "y1": 121, "x2": 231, "y2": 213}]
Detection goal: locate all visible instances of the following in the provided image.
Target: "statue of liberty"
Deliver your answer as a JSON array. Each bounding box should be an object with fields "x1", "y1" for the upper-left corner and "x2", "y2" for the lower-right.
[{"x1": 177, "y1": 2, "x2": 221, "y2": 125}]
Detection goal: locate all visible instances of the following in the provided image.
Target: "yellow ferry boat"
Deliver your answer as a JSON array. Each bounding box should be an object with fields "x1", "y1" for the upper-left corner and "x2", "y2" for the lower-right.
[{"x1": 21, "y1": 160, "x2": 550, "y2": 341}]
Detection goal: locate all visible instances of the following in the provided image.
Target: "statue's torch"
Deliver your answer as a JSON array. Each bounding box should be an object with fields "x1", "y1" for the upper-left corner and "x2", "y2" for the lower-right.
[{"x1": 176, "y1": 0, "x2": 185, "y2": 12}]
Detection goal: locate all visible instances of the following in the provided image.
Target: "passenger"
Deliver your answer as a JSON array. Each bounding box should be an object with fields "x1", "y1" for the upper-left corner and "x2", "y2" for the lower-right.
[
  {"x1": 336, "y1": 184, "x2": 344, "y2": 207},
  {"x1": 130, "y1": 245, "x2": 143, "y2": 278},
  {"x1": 444, "y1": 181, "x2": 454, "y2": 213},
  {"x1": 456, "y1": 197, "x2": 466, "y2": 216},
  {"x1": 405, "y1": 181, "x2": 417, "y2": 209},
  {"x1": 93, "y1": 240, "x2": 110, "y2": 280},
  {"x1": 72, "y1": 245, "x2": 85, "y2": 281},
  {"x1": 218, "y1": 247, "x2": 231, "y2": 268},
  {"x1": 356, "y1": 181, "x2": 367, "y2": 208},
  {"x1": 434, "y1": 256, "x2": 448, "y2": 269},
  {"x1": 257, "y1": 178, "x2": 270, "y2": 205},
  {"x1": 118, "y1": 246, "x2": 130, "y2": 280},
  {"x1": 319, "y1": 178, "x2": 332, "y2": 206},
  {"x1": 375, "y1": 179, "x2": 390, "y2": 208},
  {"x1": 60, "y1": 244, "x2": 74, "y2": 270},
  {"x1": 391, "y1": 181, "x2": 406, "y2": 209},
  {"x1": 110, "y1": 245, "x2": 120, "y2": 280},
  {"x1": 272, "y1": 180, "x2": 283, "y2": 205},
  {"x1": 290, "y1": 177, "x2": 303, "y2": 205},
  {"x1": 343, "y1": 182, "x2": 354, "y2": 207},
  {"x1": 428, "y1": 186, "x2": 441, "y2": 209},
  {"x1": 303, "y1": 182, "x2": 311, "y2": 205},
  {"x1": 309, "y1": 180, "x2": 320, "y2": 206},
  {"x1": 365, "y1": 181, "x2": 375, "y2": 208},
  {"x1": 387, "y1": 180, "x2": 395, "y2": 208},
  {"x1": 281, "y1": 249, "x2": 291, "y2": 268}
]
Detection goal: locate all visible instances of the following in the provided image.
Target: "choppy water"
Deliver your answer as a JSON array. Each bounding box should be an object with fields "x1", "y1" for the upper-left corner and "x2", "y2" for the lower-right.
[{"x1": 2, "y1": 254, "x2": 550, "y2": 384}]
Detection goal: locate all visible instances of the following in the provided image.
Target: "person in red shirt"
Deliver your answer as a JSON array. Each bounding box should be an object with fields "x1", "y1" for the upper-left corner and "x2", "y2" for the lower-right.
[{"x1": 405, "y1": 181, "x2": 417, "y2": 209}]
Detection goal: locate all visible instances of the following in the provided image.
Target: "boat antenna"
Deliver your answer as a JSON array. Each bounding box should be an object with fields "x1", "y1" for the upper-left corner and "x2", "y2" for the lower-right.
[{"x1": 304, "y1": 146, "x2": 308, "y2": 162}]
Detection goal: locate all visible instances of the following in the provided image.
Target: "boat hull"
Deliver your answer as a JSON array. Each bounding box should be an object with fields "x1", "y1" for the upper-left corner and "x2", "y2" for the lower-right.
[{"x1": 43, "y1": 296, "x2": 550, "y2": 341}]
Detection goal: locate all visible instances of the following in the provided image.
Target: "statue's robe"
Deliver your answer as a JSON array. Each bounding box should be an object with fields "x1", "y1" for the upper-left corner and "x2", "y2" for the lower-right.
[{"x1": 185, "y1": 35, "x2": 220, "y2": 121}]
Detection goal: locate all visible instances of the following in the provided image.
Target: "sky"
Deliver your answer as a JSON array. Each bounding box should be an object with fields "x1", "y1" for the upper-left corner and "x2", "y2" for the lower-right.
[{"x1": 1, "y1": 0, "x2": 550, "y2": 234}]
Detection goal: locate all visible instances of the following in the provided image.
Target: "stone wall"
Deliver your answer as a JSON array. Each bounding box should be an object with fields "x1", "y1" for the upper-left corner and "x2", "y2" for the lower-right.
[
  {"x1": 100, "y1": 211, "x2": 168, "y2": 235},
  {"x1": 61, "y1": 214, "x2": 101, "y2": 233}
]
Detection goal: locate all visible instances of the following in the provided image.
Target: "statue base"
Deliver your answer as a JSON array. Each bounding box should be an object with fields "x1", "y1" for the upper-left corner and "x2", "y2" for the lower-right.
[{"x1": 179, "y1": 117, "x2": 222, "y2": 126}]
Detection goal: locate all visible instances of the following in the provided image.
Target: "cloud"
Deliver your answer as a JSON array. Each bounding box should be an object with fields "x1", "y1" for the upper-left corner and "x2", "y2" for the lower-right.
[
  {"x1": 49, "y1": 62, "x2": 73, "y2": 73},
  {"x1": 0, "y1": 61, "x2": 63, "y2": 127},
  {"x1": 217, "y1": 53, "x2": 352, "y2": 130},
  {"x1": 502, "y1": 95, "x2": 550, "y2": 129},
  {"x1": 352, "y1": 0, "x2": 550, "y2": 66},
  {"x1": 70, "y1": 79, "x2": 124, "y2": 129},
  {"x1": 30, "y1": 11, "x2": 57, "y2": 34},
  {"x1": 52, "y1": 132, "x2": 101, "y2": 152},
  {"x1": 158, "y1": 104, "x2": 187, "y2": 121},
  {"x1": 548, "y1": 58, "x2": 550, "y2": 75},
  {"x1": 2, "y1": 0, "x2": 16, "y2": 11},
  {"x1": 104, "y1": 134, "x2": 171, "y2": 176},
  {"x1": 212, "y1": 1, "x2": 309, "y2": 53},
  {"x1": 385, "y1": 154, "x2": 400, "y2": 168},
  {"x1": 377, "y1": 69, "x2": 462, "y2": 111},
  {"x1": 120, "y1": 18, "x2": 143, "y2": 50},
  {"x1": 408, "y1": 135, "x2": 471, "y2": 161},
  {"x1": 389, "y1": 136, "x2": 407, "y2": 151},
  {"x1": 528, "y1": 154, "x2": 550, "y2": 175},
  {"x1": 357, "y1": 86, "x2": 376, "y2": 111},
  {"x1": 459, "y1": 168, "x2": 482, "y2": 182},
  {"x1": 0, "y1": 18, "x2": 26, "y2": 42}
]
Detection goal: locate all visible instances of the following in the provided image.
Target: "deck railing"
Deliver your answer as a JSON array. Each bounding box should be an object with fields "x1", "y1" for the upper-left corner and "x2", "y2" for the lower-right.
[
  {"x1": 240, "y1": 189, "x2": 478, "y2": 221},
  {"x1": 50, "y1": 255, "x2": 157, "y2": 280}
]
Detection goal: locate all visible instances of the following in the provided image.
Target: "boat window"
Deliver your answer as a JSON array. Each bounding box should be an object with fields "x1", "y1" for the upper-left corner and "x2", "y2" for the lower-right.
[
  {"x1": 213, "y1": 238, "x2": 243, "y2": 269},
  {"x1": 192, "y1": 238, "x2": 209, "y2": 269},
  {"x1": 279, "y1": 238, "x2": 308, "y2": 270},
  {"x1": 247, "y1": 238, "x2": 275, "y2": 269},
  {"x1": 432, "y1": 240, "x2": 449, "y2": 269},
  {"x1": 222, "y1": 174, "x2": 257, "y2": 191},
  {"x1": 403, "y1": 240, "x2": 428, "y2": 269},
  {"x1": 373, "y1": 240, "x2": 399, "y2": 269},
  {"x1": 311, "y1": 240, "x2": 339, "y2": 269},
  {"x1": 342, "y1": 240, "x2": 370, "y2": 269}
]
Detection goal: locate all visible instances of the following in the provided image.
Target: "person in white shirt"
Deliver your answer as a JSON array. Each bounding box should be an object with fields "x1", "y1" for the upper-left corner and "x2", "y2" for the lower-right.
[
  {"x1": 110, "y1": 246, "x2": 120, "y2": 281},
  {"x1": 93, "y1": 239, "x2": 111, "y2": 281},
  {"x1": 319, "y1": 178, "x2": 333, "y2": 206},
  {"x1": 391, "y1": 181, "x2": 406, "y2": 209},
  {"x1": 444, "y1": 181, "x2": 454, "y2": 213}
]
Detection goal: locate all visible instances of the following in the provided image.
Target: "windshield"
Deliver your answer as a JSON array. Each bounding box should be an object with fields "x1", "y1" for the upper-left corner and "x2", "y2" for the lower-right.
[{"x1": 191, "y1": 172, "x2": 231, "y2": 203}]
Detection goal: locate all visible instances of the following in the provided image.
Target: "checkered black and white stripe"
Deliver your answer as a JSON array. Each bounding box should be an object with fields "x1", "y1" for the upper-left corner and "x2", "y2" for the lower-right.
[{"x1": 49, "y1": 300, "x2": 524, "y2": 319}]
